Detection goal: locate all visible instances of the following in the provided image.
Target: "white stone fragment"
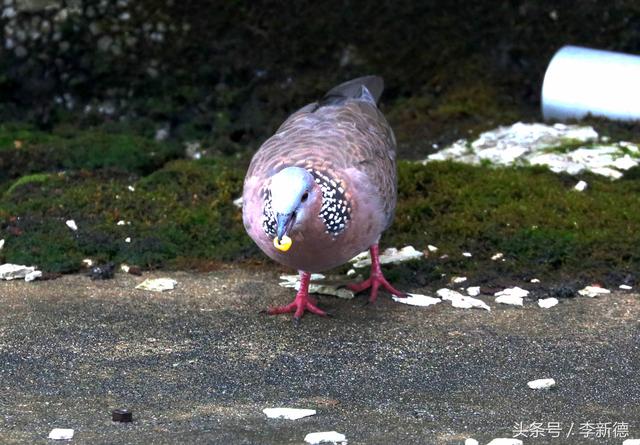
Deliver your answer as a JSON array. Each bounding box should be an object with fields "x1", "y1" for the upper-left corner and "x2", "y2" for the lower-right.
[
  {"x1": 350, "y1": 245, "x2": 423, "y2": 268},
  {"x1": 0, "y1": 239, "x2": 4, "y2": 250},
  {"x1": 619, "y1": 284, "x2": 633, "y2": 290},
  {"x1": 486, "y1": 439, "x2": 523, "y2": 445},
  {"x1": 135, "y1": 278, "x2": 177, "y2": 292},
  {"x1": 452, "y1": 276, "x2": 467, "y2": 284},
  {"x1": 24, "y1": 270, "x2": 42, "y2": 282},
  {"x1": 304, "y1": 431, "x2": 347, "y2": 444},
  {"x1": 574, "y1": 180, "x2": 588, "y2": 191},
  {"x1": 82, "y1": 258, "x2": 94, "y2": 268},
  {"x1": 623, "y1": 439, "x2": 640, "y2": 445},
  {"x1": 233, "y1": 196, "x2": 243, "y2": 208},
  {"x1": 127, "y1": 185, "x2": 135, "y2": 192},
  {"x1": 392, "y1": 293, "x2": 441, "y2": 307},
  {"x1": 527, "y1": 378, "x2": 556, "y2": 389},
  {"x1": 538, "y1": 297, "x2": 558, "y2": 308},
  {"x1": 465, "y1": 439, "x2": 479, "y2": 445},
  {"x1": 121, "y1": 264, "x2": 130, "y2": 273},
  {"x1": 0, "y1": 264, "x2": 36, "y2": 280},
  {"x1": 48, "y1": 428, "x2": 74, "y2": 440},
  {"x1": 491, "y1": 252, "x2": 504, "y2": 260},
  {"x1": 494, "y1": 287, "x2": 529, "y2": 306},
  {"x1": 437, "y1": 288, "x2": 490, "y2": 311},
  {"x1": 466, "y1": 286, "x2": 481, "y2": 297},
  {"x1": 427, "y1": 244, "x2": 439, "y2": 252},
  {"x1": 462, "y1": 252, "x2": 472, "y2": 257},
  {"x1": 530, "y1": 278, "x2": 540, "y2": 283},
  {"x1": 346, "y1": 269, "x2": 356, "y2": 277},
  {"x1": 578, "y1": 285, "x2": 611, "y2": 298},
  {"x1": 65, "y1": 219, "x2": 78, "y2": 231},
  {"x1": 263, "y1": 407, "x2": 316, "y2": 420},
  {"x1": 279, "y1": 274, "x2": 354, "y2": 299},
  {"x1": 125, "y1": 237, "x2": 131, "y2": 243},
  {"x1": 117, "y1": 220, "x2": 126, "y2": 225}
]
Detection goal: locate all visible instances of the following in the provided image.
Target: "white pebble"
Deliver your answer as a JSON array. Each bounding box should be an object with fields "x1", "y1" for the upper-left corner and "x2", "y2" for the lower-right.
[
  {"x1": 127, "y1": 185, "x2": 135, "y2": 192},
  {"x1": 578, "y1": 285, "x2": 611, "y2": 298},
  {"x1": 623, "y1": 439, "x2": 640, "y2": 445},
  {"x1": 393, "y1": 293, "x2": 441, "y2": 307},
  {"x1": 619, "y1": 284, "x2": 632, "y2": 290},
  {"x1": 527, "y1": 378, "x2": 556, "y2": 389},
  {"x1": 491, "y1": 252, "x2": 504, "y2": 260},
  {"x1": 538, "y1": 297, "x2": 558, "y2": 308},
  {"x1": 486, "y1": 439, "x2": 523, "y2": 445},
  {"x1": 48, "y1": 428, "x2": 74, "y2": 440},
  {"x1": 0, "y1": 239, "x2": 4, "y2": 249},
  {"x1": 465, "y1": 439, "x2": 479, "y2": 445},
  {"x1": 125, "y1": 237, "x2": 131, "y2": 243},
  {"x1": 466, "y1": 286, "x2": 481, "y2": 297},
  {"x1": 437, "y1": 288, "x2": 490, "y2": 311},
  {"x1": 462, "y1": 252, "x2": 472, "y2": 257},
  {"x1": 452, "y1": 276, "x2": 467, "y2": 284},
  {"x1": 65, "y1": 219, "x2": 78, "y2": 231},
  {"x1": 24, "y1": 270, "x2": 42, "y2": 282},
  {"x1": 530, "y1": 278, "x2": 540, "y2": 283},
  {"x1": 494, "y1": 287, "x2": 529, "y2": 306},
  {"x1": 304, "y1": 431, "x2": 347, "y2": 444},
  {"x1": 263, "y1": 407, "x2": 316, "y2": 420},
  {"x1": 117, "y1": 220, "x2": 126, "y2": 226},
  {"x1": 135, "y1": 278, "x2": 177, "y2": 292},
  {"x1": 427, "y1": 244, "x2": 439, "y2": 252},
  {"x1": 82, "y1": 258, "x2": 94, "y2": 267},
  {"x1": 574, "y1": 180, "x2": 588, "y2": 191},
  {"x1": 346, "y1": 268, "x2": 356, "y2": 277}
]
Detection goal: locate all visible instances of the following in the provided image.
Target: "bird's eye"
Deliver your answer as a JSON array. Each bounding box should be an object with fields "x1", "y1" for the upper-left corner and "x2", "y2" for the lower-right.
[{"x1": 301, "y1": 192, "x2": 309, "y2": 202}]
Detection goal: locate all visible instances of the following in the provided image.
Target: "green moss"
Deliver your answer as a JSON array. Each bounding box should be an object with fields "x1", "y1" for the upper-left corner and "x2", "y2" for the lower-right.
[
  {"x1": 4, "y1": 173, "x2": 54, "y2": 197},
  {"x1": 0, "y1": 157, "x2": 254, "y2": 272},
  {"x1": 1, "y1": 156, "x2": 639, "y2": 283},
  {"x1": 0, "y1": 123, "x2": 182, "y2": 186}
]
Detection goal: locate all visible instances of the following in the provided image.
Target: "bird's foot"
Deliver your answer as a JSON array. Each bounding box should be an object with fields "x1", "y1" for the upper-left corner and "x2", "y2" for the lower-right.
[
  {"x1": 266, "y1": 292, "x2": 327, "y2": 322},
  {"x1": 347, "y1": 272, "x2": 405, "y2": 303}
]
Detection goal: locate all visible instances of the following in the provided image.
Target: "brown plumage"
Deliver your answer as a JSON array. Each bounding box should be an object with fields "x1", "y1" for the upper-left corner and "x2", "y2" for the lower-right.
[{"x1": 242, "y1": 76, "x2": 404, "y2": 320}]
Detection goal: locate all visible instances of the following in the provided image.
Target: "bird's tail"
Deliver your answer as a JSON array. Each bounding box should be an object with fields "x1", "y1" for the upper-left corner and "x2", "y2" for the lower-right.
[{"x1": 322, "y1": 75, "x2": 384, "y2": 105}]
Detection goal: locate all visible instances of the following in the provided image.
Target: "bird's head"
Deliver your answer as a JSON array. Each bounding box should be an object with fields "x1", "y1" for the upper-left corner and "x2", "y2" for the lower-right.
[{"x1": 269, "y1": 166, "x2": 319, "y2": 251}]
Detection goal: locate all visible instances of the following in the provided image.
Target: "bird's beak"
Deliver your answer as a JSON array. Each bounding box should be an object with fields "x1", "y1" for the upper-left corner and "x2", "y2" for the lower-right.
[{"x1": 276, "y1": 212, "x2": 296, "y2": 241}]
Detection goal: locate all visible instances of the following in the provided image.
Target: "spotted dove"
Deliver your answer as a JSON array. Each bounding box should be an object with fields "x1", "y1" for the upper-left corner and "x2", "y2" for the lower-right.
[{"x1": 242, "y1": 76, "x2": 405, "y2": 320}]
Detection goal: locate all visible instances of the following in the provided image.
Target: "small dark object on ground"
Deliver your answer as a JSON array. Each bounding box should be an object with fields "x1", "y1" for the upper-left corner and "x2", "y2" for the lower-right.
[
  {"x1": 111, "y1": 408, "x2": 133, "y2": 423},
  {"x1": 126, "y1": 265, "x2": 142, "y2": 276},
  {"x1": 549, "y1": 285, "x2": 577, "y2": 299},
  {"x1": 88, "y1": 263, "x2": 115, "y2": 280}
]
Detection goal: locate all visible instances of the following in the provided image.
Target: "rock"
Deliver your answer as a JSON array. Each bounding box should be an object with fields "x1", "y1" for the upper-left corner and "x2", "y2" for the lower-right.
[
  {"x1": 486, "y1": 439, "x2": 523, "y2": 445},
  {"x1": 350, "y1": 245, "x2": 423, "y2": 268},
  {"x1": 135, "y1": 278, "x2": 177, "y2": 292},
  {"x1": 304, "y1": 431, "x2": 347, "y2": 444},
  {"x1": 578, "y1": 285, "x2": 611, "y2": 298},
  {"x1": 538, "y1": 297, "x2": 558, "y2": 308},
  {"x1": 465, "y1": 439, "x2": 479, "y2": 445},
  {"x1": 279, "y1": 274, "x2": 354, "y2": 300},
  {"x1": 0, "y1": 263, "x2": 36, "y2": 280},
  {"x1": 574, "y1": 180, "x2": 588, "y2": 191},
  {"x1": 65, "y1": 219, "x2": 78, "y2": 231},
  {"x1": 437, "y1": 288, "x2": 490, "y2": 311},
  {"x1": 619, "y1": 284, "x2": 632, "y2": 290},
  {"x1": 262, "y1": 407, "x2": 316, "y2": 420},
  {"x1": 88, "y1": 263, "x2": 115, "y2": 280},
  {"x1": 232, "y1": 197, "x2": 243, "y2": 208},
  {"x1": 494, "y1": 287, "x2": 529, "y2": 306},
  {"x1": 24, "y1": 270, "x2": 42, "y2": 282},
  {"x1": 527, "y1": 378, "x2": 556, "y2": 389},
  {"x1": 466, "y1": 286, "x2": 481, "y2": 297},
  {"x1": 392, "y1": 293, "x2": 441, "y2": 307},
  {"x1": 48, "y1": 428, "x2": 74, "y2": 440}
]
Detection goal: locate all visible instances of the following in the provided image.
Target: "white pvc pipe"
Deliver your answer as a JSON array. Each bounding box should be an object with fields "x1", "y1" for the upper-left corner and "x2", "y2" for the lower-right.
[{"x1": 542, "y1": 45, "x2": 640, "y2": 122}]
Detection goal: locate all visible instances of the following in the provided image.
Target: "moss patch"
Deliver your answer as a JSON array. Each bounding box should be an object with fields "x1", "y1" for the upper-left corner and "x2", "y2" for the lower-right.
[{"x1": 2, "y1": 156, "x2": 639, "y2": 286}]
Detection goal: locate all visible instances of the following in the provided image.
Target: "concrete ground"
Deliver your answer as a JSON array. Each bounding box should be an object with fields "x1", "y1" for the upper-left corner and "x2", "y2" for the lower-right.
[{"x1": 0, "y1": 267, "x2": 638, "y2": 445}]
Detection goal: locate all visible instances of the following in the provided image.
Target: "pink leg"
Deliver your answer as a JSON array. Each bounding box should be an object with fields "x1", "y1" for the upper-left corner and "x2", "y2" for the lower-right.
[
  {"x1": 348, "y1": 244, "x2": 406, "y2": 303},
  {"x1": 267, "y1": 271, "x2": 327, "y2": 321}
]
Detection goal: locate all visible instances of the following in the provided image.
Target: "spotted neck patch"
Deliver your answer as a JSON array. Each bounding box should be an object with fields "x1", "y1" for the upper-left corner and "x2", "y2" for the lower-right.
[
  {"x1": 261, "y1": 188, "x2": 277, "y2": 237},
  {"x1": 307, "y1": 168, "x2": 351, "y2": 235}
]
